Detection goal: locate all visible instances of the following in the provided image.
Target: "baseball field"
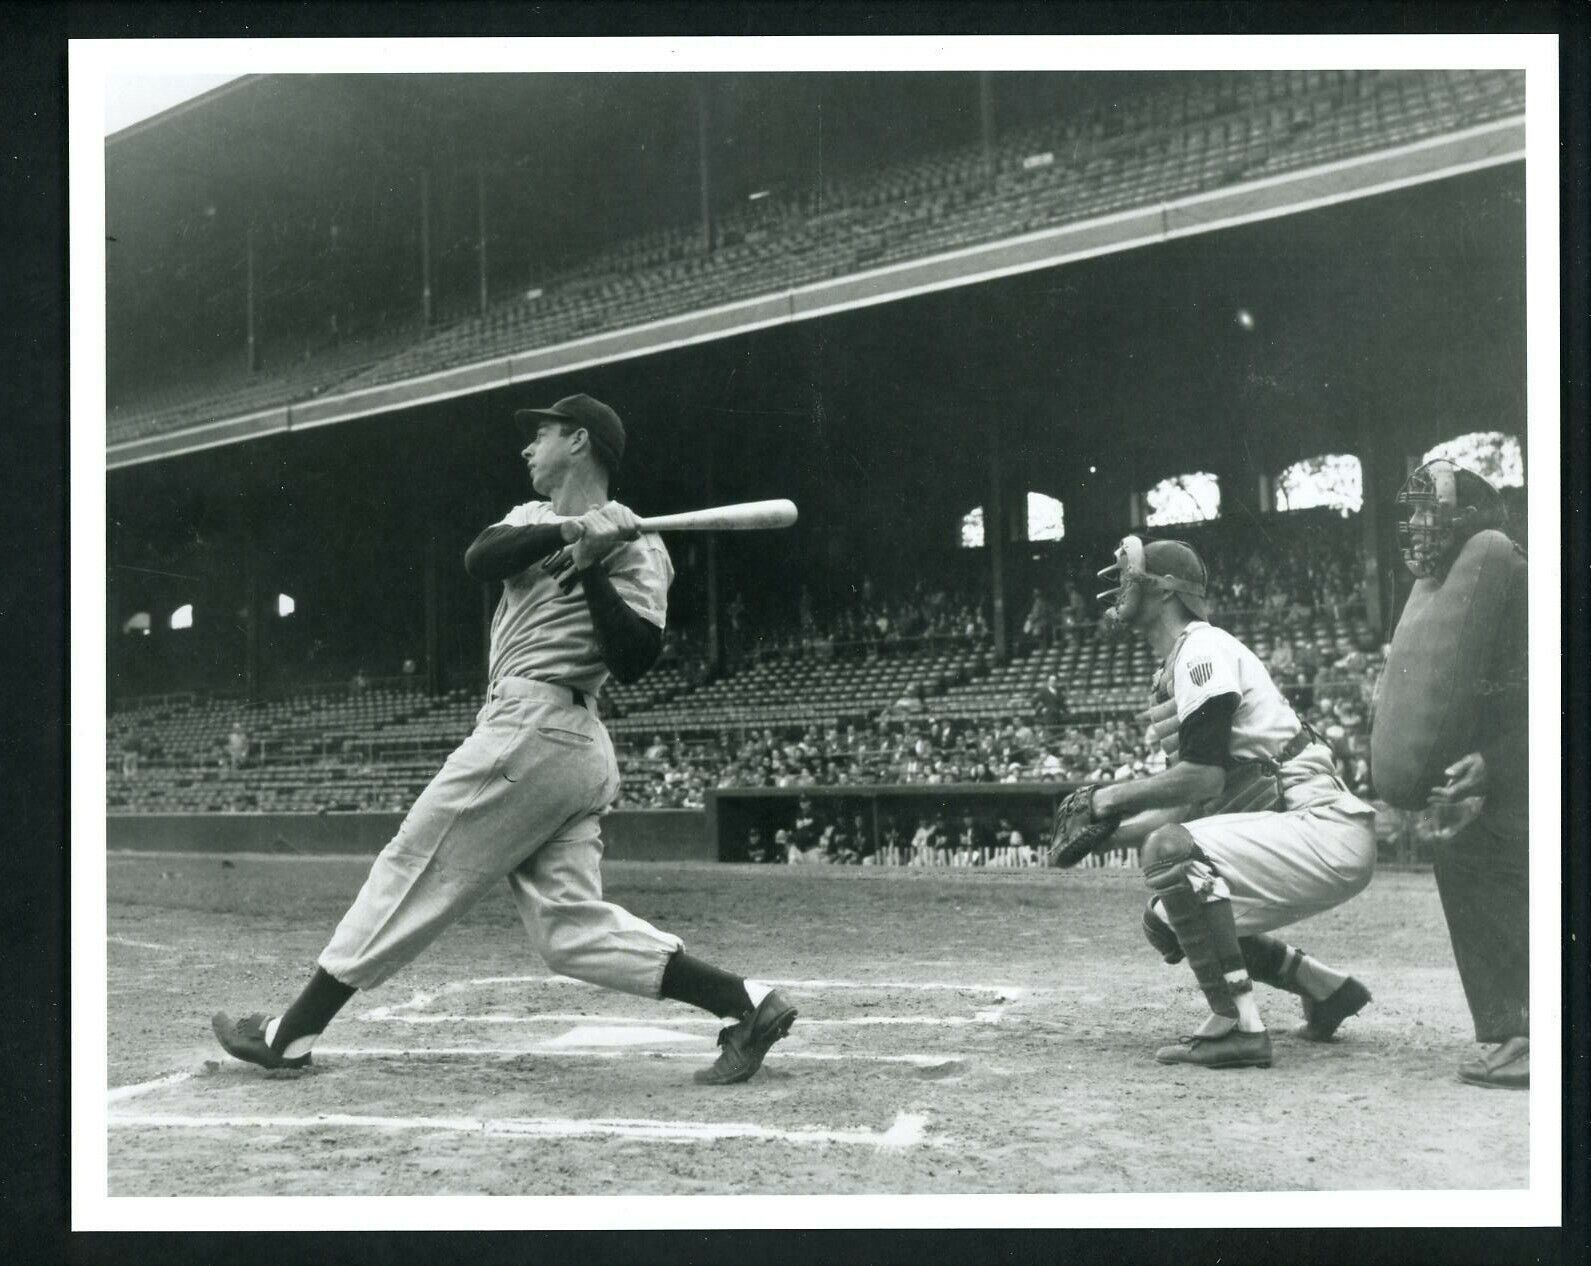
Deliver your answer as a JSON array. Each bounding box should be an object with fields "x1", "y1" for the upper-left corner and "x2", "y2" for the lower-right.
[{"x1": 106, "y1": 852, "x2": 1528, "y2": 1196}]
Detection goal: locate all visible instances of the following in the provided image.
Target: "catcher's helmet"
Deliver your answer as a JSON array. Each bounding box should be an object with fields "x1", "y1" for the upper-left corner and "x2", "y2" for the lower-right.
[
  {"x1": 1394, "y1": 458, "x2": 1505, "y2": 579},
  {"x1": 1097, "y1": 535, "x2": 1211, "y2": 625}
]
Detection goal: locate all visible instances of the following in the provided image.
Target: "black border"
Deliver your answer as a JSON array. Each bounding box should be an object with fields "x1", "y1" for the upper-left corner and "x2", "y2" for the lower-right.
[{"x1": 5, "y1": 3, "x2": 1587, "y2": 1263}]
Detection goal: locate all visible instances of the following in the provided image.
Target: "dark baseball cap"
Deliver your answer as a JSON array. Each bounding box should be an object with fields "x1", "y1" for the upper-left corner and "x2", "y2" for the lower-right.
[
  {"x1": 515, "y1": 393, "x2": 626, "y2": 474},
  {"x1": 1142, "y1": 539, "x2": 1211, "y2": 619}
]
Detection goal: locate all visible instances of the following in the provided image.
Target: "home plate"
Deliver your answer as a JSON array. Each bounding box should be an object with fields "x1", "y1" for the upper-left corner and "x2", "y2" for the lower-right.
[{"x1": 540, "y1": 1025, "x2": 704, "y2": 1050}]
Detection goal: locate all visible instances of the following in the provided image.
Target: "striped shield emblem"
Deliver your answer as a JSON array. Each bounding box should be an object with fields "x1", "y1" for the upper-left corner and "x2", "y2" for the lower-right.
[{"x1": 1189, "y1": 659, "x2": 1213, "y2": 688}]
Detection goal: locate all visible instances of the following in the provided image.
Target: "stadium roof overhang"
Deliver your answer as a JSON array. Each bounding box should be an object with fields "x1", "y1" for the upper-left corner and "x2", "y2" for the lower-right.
[{"x1": 105, "y1": 113, "x2": 1524, "y2": 472}]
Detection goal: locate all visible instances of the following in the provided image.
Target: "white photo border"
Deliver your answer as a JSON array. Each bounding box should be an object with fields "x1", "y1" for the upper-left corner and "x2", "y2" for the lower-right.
[{"x1": 70, "y1": 32, "x2": 1562, "y2": 1232}]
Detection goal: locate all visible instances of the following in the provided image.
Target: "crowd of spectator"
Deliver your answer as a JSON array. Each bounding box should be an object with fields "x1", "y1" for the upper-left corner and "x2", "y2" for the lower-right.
[
  {"x1": 613, "y1": 629, "x2": 1387, "y2": 816},
  {"x1": 1020, "y1": 580, "x2": 1096, "y2": 647},
  {"x1": 111, "y1": 493, "x2": 1507, "y2": 862},
  {"x1": 696, "y1": 512, "x2": 1371, "y2": 679},
  {"x1": 614, "y1": 712, "x2": 1156, "y2": 811},
  {"x1": 108, "y1": 626, "x2": 1474, "y2": 869},
  {"x1": 721, "y1": 580, "x2": 997, "y2": 665},
  {"x1": 1213, "y1": 539, "x2": 1362, "y2": 620}
]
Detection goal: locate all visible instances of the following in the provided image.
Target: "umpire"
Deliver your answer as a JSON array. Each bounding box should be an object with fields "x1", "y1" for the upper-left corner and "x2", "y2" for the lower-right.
[{"x1": 1377, "y1": 459, "x2": 1530, "y2": 1089}]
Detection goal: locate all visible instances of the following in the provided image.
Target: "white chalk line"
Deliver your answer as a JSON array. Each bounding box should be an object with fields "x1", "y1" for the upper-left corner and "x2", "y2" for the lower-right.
[
  {"x1": 108, "y1": 935, "x2": 175, "y2": 952},
  {"x1": 107, "y1": 1109, "x2": 937, "y2": 1149},
  {"x1": 106, "y1": 1042, "x2": 964, "y2": 1114},
  {"x1": 109, "y1": 1020, "x2": 971, "y2": 1105},
  {"x1": 108, "y1": 1069, "x2": 197, "y2": 1103},
  {"x1": 460, "y1": 975, "x2": 1030, "y2": 995},
  {"x1": 315, "y1": 1044, "x2": 967, "y2": 1067},
  {"x1": 111, "y1": 978, "x2": 1010, "y2": 1114},
  {"x1": 357, "y1": 1011, "x2": 999, "y2": 1029},
  {"x1": 359, "y1": 976, "x2": 1030, "y2": 1024}
]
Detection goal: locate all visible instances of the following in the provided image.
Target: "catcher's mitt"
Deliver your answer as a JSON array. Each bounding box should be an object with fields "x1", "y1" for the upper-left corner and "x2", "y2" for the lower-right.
[{"x1": 1047, "y1": 785, "x2": 1122, "y2": 868}]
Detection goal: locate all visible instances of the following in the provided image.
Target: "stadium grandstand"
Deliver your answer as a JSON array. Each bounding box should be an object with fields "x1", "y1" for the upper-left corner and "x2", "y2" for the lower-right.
[
  {"x1": 107, "y1": 70, "x2": 1522, "y2": 453},
  {"x1": 106, "y1": 70, "x2": 1526, "y2": 867}
]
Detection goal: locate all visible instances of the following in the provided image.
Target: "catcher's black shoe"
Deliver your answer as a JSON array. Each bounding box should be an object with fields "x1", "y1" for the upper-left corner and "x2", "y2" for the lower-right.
[
  {"x1": 212, "y1": 1011, "x2": 311, "y2": 1071},
  {"x1": 1458, "y1": 1036, "x2": 1529, "y2": 1090},
  {"x1": 1294, "y1": 977, "x2": 1372, "y2": 1042},
  {"x1": 694, "y1": 990, "x2": 797, "y2": 1085},
  {"x1": 1155, "y1": 1028, "x2": 1273, "y2": 1069}
]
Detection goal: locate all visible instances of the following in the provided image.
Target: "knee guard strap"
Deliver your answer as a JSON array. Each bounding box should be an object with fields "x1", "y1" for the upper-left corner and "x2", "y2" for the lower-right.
[{"x1": 1142, "y1": 899, "x2": 1185, "y2": 965}]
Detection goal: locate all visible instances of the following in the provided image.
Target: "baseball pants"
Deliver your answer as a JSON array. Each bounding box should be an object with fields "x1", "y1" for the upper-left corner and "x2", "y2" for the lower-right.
[
  {"x1": 319, "y1": 677, "x2": 682, "y2": 995},
  {"x1": 1432, "y1": 809, "x2": 1530, "y2": 1043},
  {"x1": 1181, "y1": 781, "x2": 1377, "y2": 935}
]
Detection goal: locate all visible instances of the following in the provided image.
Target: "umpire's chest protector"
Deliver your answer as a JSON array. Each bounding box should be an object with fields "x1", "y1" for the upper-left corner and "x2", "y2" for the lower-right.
[{"x1": 1370, "y1": 529, "x2": 1524, "y2": 809}]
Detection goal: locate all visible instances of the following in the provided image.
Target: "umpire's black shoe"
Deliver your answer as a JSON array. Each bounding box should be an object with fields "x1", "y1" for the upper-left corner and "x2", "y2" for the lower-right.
[
  {"x1": 694, "y1": 990, "x2": 798, "y2": 1085},
  {"x1": 212, "y1": 1011, "x2": 312, "y2": 1071},
  {"x1": 1155, "y1": 1028, "x2": 1273, "y2": 1069},
  {"x1": 1294, "y1": 977, "x2": 1372, "y2": 1042}
]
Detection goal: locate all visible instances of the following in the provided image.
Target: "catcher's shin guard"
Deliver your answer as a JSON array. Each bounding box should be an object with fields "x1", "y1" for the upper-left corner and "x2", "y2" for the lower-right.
[
  {"x1": 1142, "y1": 898, "x2": 1185, "y2": 964},
  {"x1": 1143, "y1": 824, "x2": 1250, "y2": 1019}
]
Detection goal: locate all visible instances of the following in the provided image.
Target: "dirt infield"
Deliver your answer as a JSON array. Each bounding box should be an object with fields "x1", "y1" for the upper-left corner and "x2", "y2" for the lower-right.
[{"x1": 105, "y1": 854, "x2": 1527, "y2": 1196}]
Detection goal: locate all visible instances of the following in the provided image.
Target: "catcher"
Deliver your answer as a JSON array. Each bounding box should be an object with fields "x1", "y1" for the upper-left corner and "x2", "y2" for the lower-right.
[{"x1": 1049, "y1": 536, "x2": 1377, "y2": 1069}]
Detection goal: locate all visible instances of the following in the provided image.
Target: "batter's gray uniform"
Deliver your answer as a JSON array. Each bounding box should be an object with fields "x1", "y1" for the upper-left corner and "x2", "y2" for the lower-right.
[
  {"x1": 319, "y1": 500, "x2": 683, "y2": 995},
  {"x1": 1156, "y1": 621, "x2": 1377, "y2": 934}
]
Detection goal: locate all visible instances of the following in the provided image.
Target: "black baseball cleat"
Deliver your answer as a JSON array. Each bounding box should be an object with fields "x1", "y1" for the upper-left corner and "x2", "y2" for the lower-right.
[
  {"x1": 1155, "y1": 1028, "x2": 1273, "y2": 1069},
  {"x1": 1458, "y1": 1036, "x2": 1529, "y2": 1090},
  {"x1": 212, "y1": 1011, "x2": 311, "y2": 1071},
  {"x1": 694, "y1": 990, "x2": 798, "y2": 1085},
  {"x1": 1294, "y1": 977, "x2": 1372, "y2": 1042}
]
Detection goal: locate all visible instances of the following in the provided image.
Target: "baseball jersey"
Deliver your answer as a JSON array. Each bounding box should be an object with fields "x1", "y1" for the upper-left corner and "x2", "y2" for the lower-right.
[
  {"x1": 1157, "y1": 621, "x2": 1300, "y2": 764},
  {"x1": 486, "y1": 500, "x2": 674, "y2": 697},
  {"x1": 1159, "y1": 620, "x2": 1364, "y2": 806}
]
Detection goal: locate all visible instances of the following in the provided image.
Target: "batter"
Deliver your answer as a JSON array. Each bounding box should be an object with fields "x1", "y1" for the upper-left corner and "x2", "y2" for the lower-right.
[
  {"x1": 213, "y1": 393, "x2": 796, "y2": 1086},
  {"x1": 1085, "y1": 537, "x2": 1377, "y2": 1069}
]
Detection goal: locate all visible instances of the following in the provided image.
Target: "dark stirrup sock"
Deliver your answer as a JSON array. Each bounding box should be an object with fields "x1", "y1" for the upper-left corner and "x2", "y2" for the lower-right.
[
  {"x1": 1241, "y1": 934, "x2": 1301, "y2": 993},
  {"x1": 273, "y1": 967, "x2": 357, "y2": 1052},
  {"x1": 660, "y1": 951, "x2": 754, "y2": 1020}
]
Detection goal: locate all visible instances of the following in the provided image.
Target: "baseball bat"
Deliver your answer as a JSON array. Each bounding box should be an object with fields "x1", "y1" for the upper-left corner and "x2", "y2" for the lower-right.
[{"x1": 636, "y1": 499, "x2": 798, "y2": 532}]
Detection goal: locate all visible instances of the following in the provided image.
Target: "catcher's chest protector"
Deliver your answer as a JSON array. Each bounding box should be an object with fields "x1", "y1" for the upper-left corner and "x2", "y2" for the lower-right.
[
  {"x1": 1143, "y1": 696, "x2": 1181, "y2": 763},
  {"x1": 1371, "y1": 529, "x2": 1525, "y2": 810},
  {"x1": 1148, "y1": 629, "x2": 1292, "y2": 816}
]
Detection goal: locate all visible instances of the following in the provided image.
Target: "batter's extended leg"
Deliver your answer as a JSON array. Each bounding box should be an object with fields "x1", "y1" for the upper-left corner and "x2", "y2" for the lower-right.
[{"x1": 510, "y1": 828, "x2": 797, "y2": 1085}]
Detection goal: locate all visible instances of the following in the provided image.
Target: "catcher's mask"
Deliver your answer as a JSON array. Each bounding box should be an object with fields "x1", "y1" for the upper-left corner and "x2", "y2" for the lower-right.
[
  {"x1": 1096, "y1": 535, "x2": 1211, "y2": 626},
  {"x1": 1392, "y1": 458, "x2": 1509, "y2": 579}
]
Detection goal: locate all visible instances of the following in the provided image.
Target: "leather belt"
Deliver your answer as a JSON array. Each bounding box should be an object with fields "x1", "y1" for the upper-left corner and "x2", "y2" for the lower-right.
[
  {"x1": 1226, "y1": 724, "x2": 1323, "y2": 776},
  {"x1": 491, "y1": 677, "x2": 592, "y2": 711},
  {"x1": 1277, "y1": 725, "x2": 1315, "y2": 765}
]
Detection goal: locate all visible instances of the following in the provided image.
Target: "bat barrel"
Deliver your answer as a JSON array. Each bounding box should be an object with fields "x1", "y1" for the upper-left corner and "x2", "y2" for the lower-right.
[{"x1": 637, "y1": 499, "x2": 798, "y2": 532}]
